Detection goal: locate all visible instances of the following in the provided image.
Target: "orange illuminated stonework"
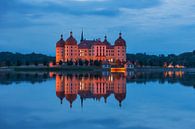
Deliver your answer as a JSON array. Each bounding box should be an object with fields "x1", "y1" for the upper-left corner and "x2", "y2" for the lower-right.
[
  {"x1": 55, "y1": 73, "x2": 126, "y2": 108},
  {"x1": 56, "y1": 31, "x2": 126, "y2": 63}
]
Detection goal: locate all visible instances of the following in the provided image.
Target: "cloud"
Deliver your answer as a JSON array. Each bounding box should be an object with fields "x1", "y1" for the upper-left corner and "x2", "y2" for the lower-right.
[
  {"x1": 118, "y1": 0, "x2": 195, "y2": 29},
  {"x1": 1, "y1": 0, "x2": 195, "y2": 54}
]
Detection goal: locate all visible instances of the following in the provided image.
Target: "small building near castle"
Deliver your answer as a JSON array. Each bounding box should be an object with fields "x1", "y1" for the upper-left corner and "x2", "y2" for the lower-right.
[{"x1": 56, "y1": 31, "x2": 126, "y2": 64}]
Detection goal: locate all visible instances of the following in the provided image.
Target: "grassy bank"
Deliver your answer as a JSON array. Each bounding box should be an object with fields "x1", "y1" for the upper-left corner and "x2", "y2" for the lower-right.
[
  {"x1": 12, "y1": 66, "x2": 102, "y2": 72},
  {"x1": 1, "y1": 66, "x2": 195, "y2": 73}
]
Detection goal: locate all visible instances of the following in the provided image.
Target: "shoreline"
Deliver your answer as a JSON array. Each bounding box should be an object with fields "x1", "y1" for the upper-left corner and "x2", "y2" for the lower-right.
[{"x1": 0, "y1": 66, "x2": 195, "y2": 73}]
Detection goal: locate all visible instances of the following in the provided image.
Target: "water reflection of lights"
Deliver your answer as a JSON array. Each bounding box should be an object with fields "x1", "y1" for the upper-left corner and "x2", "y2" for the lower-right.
[{"x1": 55, "y1": 73, "x2": 126, "y2": 108}]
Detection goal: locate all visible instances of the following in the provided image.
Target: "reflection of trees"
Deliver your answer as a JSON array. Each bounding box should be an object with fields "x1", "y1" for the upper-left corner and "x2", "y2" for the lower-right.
[
  {"x1": 0, "y1": 71, "x2": 195, "y2": 88},
  {"x1": 126, "y1": 71, "x2": 195, "y2": 88},
  {"x1": 0, "y1": 72, "x2": 51, "y2": 85}
]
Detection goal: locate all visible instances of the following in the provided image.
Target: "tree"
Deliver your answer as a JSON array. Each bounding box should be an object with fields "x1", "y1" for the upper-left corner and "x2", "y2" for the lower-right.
[
  {"x1": 5, "y1": 60, "x2": 11, "y2": 66},
  {"x1": 193, "y1": 50, "x2": 195, "y2": 55},
  {"x1": 52, "y1": 60, "x2": 56, "y2": 66},
  {"x1": 34, "y1": 61, "x2": 38, "y2": 66},
  {"x1": 16, "y1": 60, "x2": 21, "y2": 66},
  {"x1": 67, "y1": 60, "x2": 73, "y2": 66},
  {"x1": 75, "y1": 61, "x2": 78, "y2": 66},
  {"x1": 43, "y1": 61, "x2": 48, "y2": 66},
  {"x1": 84, "y1": 60, "x2": 89, "y2": 66},
  {"x1": 94, "y1": 60, "x2": 101, "y2": 66},
  {"x1": 90, "y1": 60, "x2": 93, "y2": 66},
  {"x1": 59, "y1": 60, "x2": 63, "y2": 66},
  {"x1": 79, "y1": 59, "x2": 83, "y2": 66},
  {"x1": 25, "y1": 61, "x2": 30, "y2": 66}
]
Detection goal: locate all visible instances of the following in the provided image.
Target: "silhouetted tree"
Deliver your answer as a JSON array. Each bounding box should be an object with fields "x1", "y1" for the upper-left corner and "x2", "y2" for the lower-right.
[
  {"x1": 79, "y1": 59, "x2": 83, "y2": 66},
  {"x1": 90, "y1": 60, "x2": 93, "y2": 66},
  {"x1": 52, "y1": 60, "x2": 56, "y2": 66},
  {"x1": 94, "y1": 60, "x2": 101, "y2": 66},
  {"x1": 5, "y1": 60, "x2": 11, "y2": 66},
  {"x1": 75, "y1": 61, "x2": 78, "y2": 66},
  {"x1": 16, "y1": 60, "x2": 21, "y2": 66},
  {"x1": 67, "y1": 60, "x2": 73, "y2": 66},
  {"x1": 84, "y1": 60, "x2": 89, "y2": 66},
  {"x1": 34, "y1": 61, "x2": 38, "y2": 66},
  {"x1": 25, "y1": 61, "x2": 30, "y2": 66},
  {"x1": 59, "y1": 60, "x2": 63, "y2": 66},
  {"x1": 43, "y1": 61, "x2": 48, "y2": 66}
]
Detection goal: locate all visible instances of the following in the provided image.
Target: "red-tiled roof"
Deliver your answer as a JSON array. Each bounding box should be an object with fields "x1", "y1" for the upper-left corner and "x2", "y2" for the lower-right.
[
  {"x1": 94, "y1": 40, "x2": 105, "y2": 45},
  {"x1": 56, "y1": 35, "x2": 65, "y2": 47},
  {"x1": 56, "y1": 32, "x2": 127, "y2": 48},
  {"x1": 78, "y1": 90, "x2": 94, "y2": 98},
  {"x1": 65, "y1": 32, "x2": 77, "y2": 45},
  {"x1": 114, "y1": 93, "x2": 126, "y2": 103},
  {"x1": 114, "y1": 33, "x2": 126, "y2": 46},
  {"x1": 103, "y1": 37, "x2": 113, "y2": 49},
  {"x1": 78, "y1": 39, "x2": 114, "y2": 49},
  {"x1": 65, "y1": 94, "x2": 77, "y2": 103},
  {"x1": 78, "y1": 40, "x2": 95, "y2": 49}
]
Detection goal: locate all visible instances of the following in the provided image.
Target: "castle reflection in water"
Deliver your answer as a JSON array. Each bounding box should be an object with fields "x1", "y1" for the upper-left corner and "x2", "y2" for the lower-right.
[
  {"x1": 0, "y1": 70, "x2": 188, "y2": 108},
  {"x1": 55, "y1": 71, "x2": 187, "y2": 108},
  {"x1": 55, "y1": 72, "x2": 126, "y2": 108}
]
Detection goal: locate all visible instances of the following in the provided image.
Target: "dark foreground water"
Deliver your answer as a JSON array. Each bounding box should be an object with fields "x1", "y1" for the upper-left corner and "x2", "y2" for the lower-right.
[{"x1": 0, "y1": 71, "x2": 195, "y2": 129}]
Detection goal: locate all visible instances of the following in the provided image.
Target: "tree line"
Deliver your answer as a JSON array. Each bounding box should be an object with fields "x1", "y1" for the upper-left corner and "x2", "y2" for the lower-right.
[
  {"x1": 127, "y1": 50, "x2": 195, "y2": 67},
  {"x1": 0, "y1": 50, "x2": 195, "y2": 67},
  {"x1": 0, "y1": 52, "x2": 55, "y2": 67}
]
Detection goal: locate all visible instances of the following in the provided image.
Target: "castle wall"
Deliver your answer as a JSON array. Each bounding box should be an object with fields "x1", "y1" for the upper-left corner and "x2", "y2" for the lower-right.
[{"x1": 56, "y1": 47, "x2": 64, "y2": 63}]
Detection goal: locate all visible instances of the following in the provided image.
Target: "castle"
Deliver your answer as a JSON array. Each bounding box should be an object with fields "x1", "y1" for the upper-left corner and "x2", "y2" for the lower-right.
[{"x1": 56, "y1": 31, "x2": 126, "y2": 63}]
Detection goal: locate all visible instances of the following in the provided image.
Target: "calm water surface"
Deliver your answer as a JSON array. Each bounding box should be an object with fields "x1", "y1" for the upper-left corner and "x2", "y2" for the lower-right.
[{"x1": 0, "y1": 71, "x2": 195, "y2": 129}]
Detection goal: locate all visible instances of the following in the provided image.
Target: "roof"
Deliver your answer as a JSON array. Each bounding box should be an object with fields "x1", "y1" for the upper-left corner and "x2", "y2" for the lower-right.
[
  {"x1": 78, "y1": 38, "x2": 114, "y2": 49},
  {"x1": 114, "y1": 33, "x2": 126, "y2": 46},
  {"x1": 56, "y1": 91, "x2": 65, "y2": 99},
  {"x1": 78, "y1": 90, "x2": 95, "y2": 98},
  {"x1": 56, "y1": 32, "x2": 127, "y2": 48},
  {"x1": 103, "y1": 36, "x2": 114, "y2": 49},
  {"x1": 114, "y1": 93, "x2": 126, "y2": 103},
  {"x1": 65, "y1": 94, "x2": 77, "y2": 103},
  {"x1": 94, "y1": 40, "x2": 106, "y2": 45},
  {"x1": 65, "y1": 32, "x2": 77, "y2": 45},
  {"x1": 78, "y1": 40, "x2": 95, "y2": 49},
  {"x1": 56, "y1": 35, "x2": 65, "y2": 47}
]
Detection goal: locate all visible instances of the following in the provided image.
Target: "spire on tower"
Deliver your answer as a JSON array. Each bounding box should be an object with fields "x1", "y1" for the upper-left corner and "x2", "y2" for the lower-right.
[
  {"x1": 119, "y1": 32, "x2": 122, "y2": 38},
  {"x1": 81, "y1": 28, "x2": 84, "y2": 42},
  {"x1": 104, "y1": 35, "x2": 107, "y2": 40},
  {"x1": 81, "y1": 97, "x2": 83, "y2": 108}
]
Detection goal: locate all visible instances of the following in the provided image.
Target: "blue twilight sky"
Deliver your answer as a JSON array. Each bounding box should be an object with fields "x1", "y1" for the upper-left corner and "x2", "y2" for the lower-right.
[{"x1": 0, "y1": 0, "x2": 195, "y2": 56}]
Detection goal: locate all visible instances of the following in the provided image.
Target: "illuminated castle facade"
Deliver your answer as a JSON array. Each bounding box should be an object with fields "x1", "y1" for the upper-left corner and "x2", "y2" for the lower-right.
[{"x1": 56, "y1": 31, "x2": 126, "y2": 63}]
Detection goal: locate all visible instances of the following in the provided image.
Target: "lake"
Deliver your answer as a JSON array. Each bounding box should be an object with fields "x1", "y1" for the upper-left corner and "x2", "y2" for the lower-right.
[{"x1": 0, "y1": 71, "x2": 195, "y2": 129}]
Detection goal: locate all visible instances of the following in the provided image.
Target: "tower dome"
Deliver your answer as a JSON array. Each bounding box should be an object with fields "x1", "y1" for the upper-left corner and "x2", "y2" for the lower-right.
[
  {"x1": 114, "y1": 93, "x2": 126, "y2": 107},
  {"x1": 103, "y1": 35, "x2": 111, "y2": 46},
  {"x1": 56, "y1": 34, "x2": 65, "y2": 47},
  {"x1": 65, "y1": 31, "x2": 77, "y2": 45},
  {"x1": 56, "y1": 92, "x2": 65, "y2": 104},
  {"x1": 65, "y1": 94, "x2": 77, "y2": 108},
  {"x1": 114, "y1": 33, "x2": 126, "y2": 46}
]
